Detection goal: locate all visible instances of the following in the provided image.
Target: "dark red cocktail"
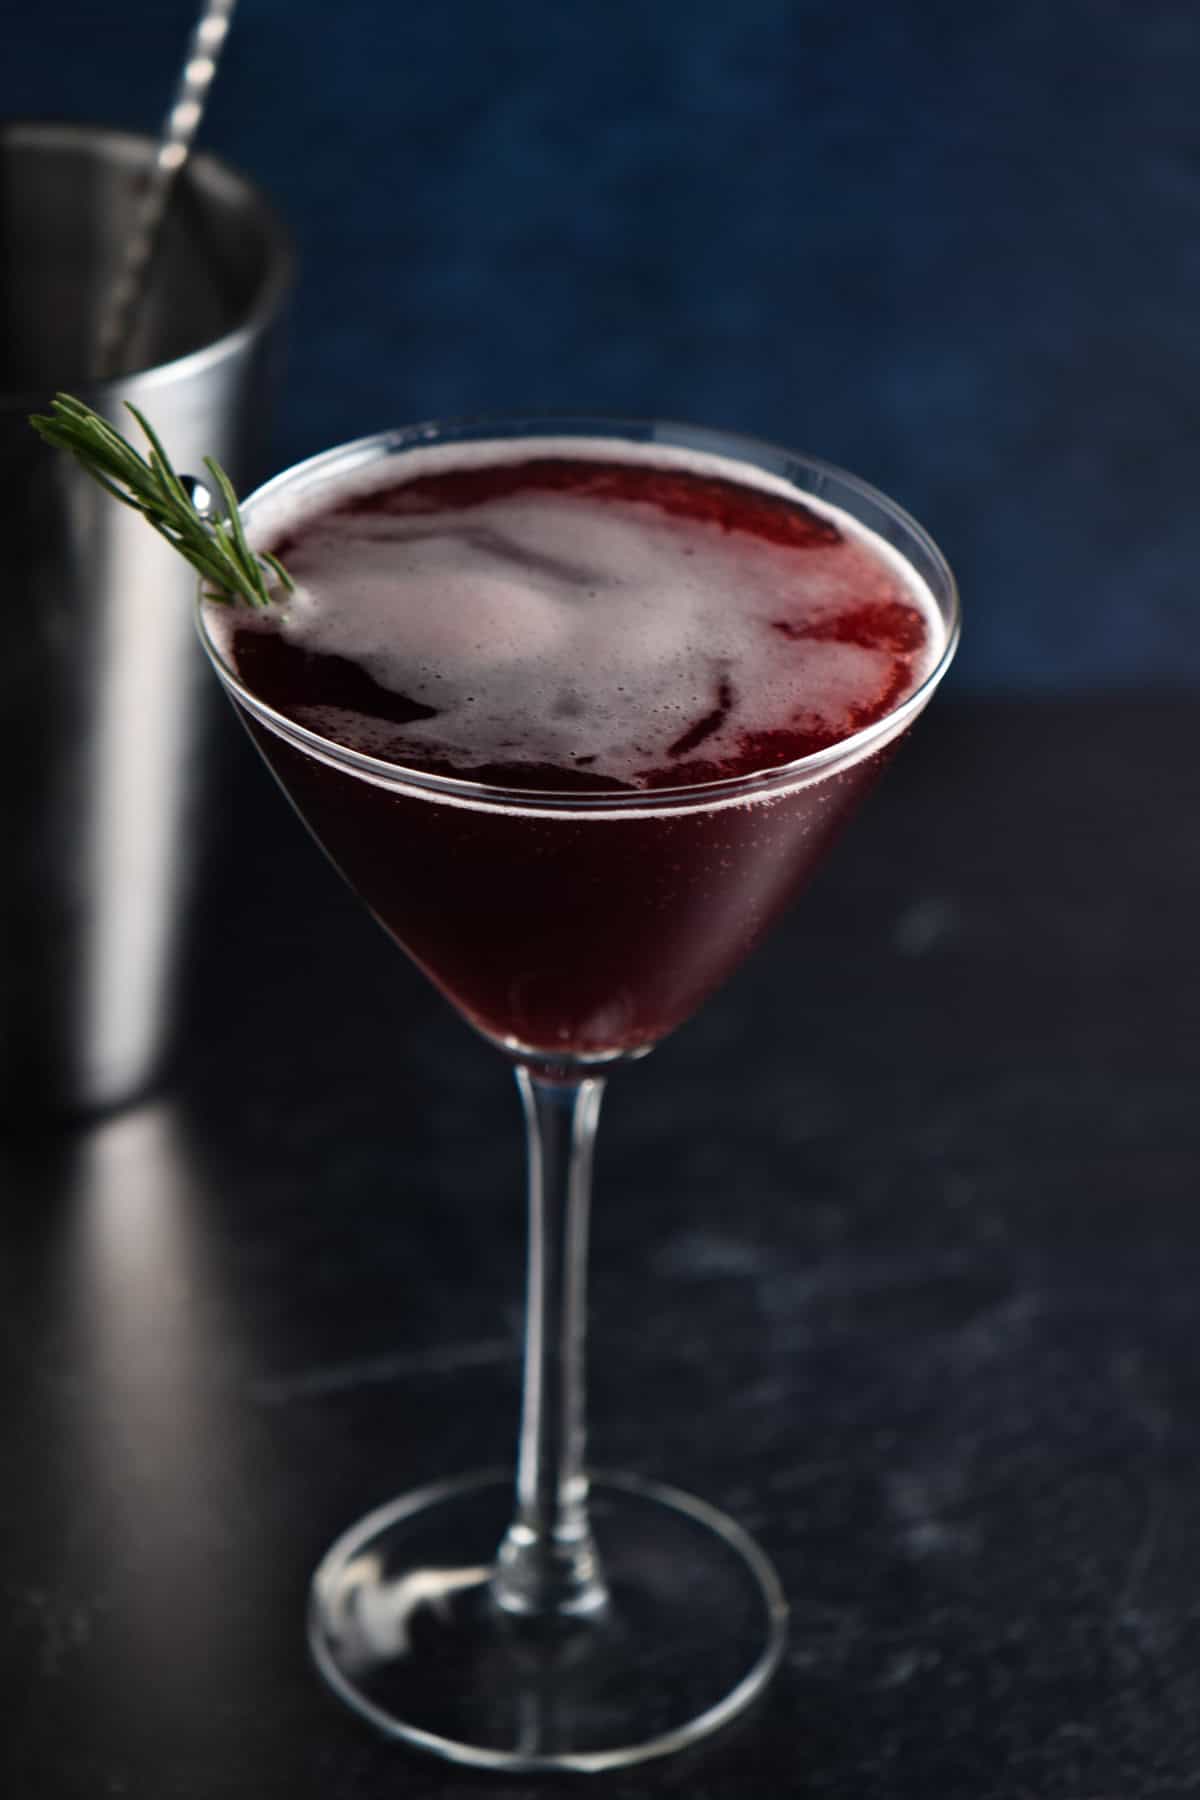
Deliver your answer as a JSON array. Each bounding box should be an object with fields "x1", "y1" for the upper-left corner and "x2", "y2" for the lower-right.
[{"x1": 207, "y1": 438, "x2": 945, "y2": 1059}]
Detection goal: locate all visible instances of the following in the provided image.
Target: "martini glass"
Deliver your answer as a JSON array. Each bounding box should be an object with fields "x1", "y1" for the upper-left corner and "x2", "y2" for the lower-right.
[{"x1": 198, "y1": 418, "x2": 959, "y2": 1773}]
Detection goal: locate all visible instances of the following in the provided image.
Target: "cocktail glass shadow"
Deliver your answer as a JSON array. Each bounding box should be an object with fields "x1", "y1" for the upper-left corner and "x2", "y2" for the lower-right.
[{"x1": 199, "y1": 416, "x2": 959, "y2": 1774}]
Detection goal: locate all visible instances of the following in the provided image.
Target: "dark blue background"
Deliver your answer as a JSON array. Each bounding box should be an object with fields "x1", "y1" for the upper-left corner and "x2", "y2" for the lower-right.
[{"x1": 6, "y1": 0, "x2": 1199, "y2": 691}]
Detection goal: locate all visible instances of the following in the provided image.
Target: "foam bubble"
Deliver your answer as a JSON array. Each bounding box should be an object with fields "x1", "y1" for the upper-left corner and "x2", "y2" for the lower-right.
[{"x1": 218, "y1": 437, "x2": 945, "y2": 787}]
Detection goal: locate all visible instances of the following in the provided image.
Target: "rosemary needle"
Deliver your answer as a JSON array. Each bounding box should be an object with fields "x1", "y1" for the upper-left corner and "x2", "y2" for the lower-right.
[{"x1": 29, "y1": 391, "x2": 292, "y2": 608}]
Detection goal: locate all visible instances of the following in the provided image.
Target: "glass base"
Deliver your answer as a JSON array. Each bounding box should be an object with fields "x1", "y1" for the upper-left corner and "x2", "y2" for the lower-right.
[{"x1": 309, "y1": 1469, "x2": 788, "y2": 1773}]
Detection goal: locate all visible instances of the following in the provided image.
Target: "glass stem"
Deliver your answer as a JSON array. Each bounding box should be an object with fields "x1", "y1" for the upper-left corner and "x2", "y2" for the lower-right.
[{"x1": 493, "y1": 1064, "x2": 609, "y2": 1619}]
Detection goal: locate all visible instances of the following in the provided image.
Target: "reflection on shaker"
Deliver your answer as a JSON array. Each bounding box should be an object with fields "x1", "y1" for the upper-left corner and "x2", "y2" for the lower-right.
[{"x1": 0, "y1": 121, "x2": 290, "y2": 1114}]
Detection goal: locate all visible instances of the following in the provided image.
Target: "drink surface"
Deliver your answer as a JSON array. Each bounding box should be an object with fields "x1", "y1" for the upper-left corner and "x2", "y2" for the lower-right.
[
  {"x1": 211, "y1": 440, "x2": 943, "y2": 795},
  {"x1": 207, "y1": 438, "x2": 948, "y2": 1058}
]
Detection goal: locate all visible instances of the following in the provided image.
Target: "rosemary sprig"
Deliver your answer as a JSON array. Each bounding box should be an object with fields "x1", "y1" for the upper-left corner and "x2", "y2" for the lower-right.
[{"x1": 28, "y1": 392, "x2": 293, "y2": 608}]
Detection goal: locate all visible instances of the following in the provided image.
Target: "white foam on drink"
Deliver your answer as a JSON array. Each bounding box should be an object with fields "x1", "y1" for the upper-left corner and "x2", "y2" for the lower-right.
[{"x1": 218, "y1": 437, "x2": 946, "y2": 788}]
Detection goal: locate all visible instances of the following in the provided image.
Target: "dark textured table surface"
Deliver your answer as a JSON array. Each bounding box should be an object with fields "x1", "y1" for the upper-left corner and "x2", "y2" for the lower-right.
[{"x1": 5, "y1": 696, "x2": 1200, "y2": 1799}]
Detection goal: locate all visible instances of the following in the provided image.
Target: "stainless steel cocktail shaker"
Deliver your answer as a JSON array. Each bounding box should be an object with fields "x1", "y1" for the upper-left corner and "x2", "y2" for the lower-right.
[{"x1": 0, "y1": 120, "x2": 291, "y2": 1113}]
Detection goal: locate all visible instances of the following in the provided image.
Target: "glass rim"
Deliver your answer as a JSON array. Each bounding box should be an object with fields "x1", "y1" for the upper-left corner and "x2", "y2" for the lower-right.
[{"x1": 197, "y1": 415, "x2": 961, "y2": 816}]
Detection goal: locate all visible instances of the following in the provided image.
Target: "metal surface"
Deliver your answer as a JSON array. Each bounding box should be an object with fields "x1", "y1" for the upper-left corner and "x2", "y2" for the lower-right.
[{"x1": 0, "y1": 120, "x2": 291, "y2": 1113}]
